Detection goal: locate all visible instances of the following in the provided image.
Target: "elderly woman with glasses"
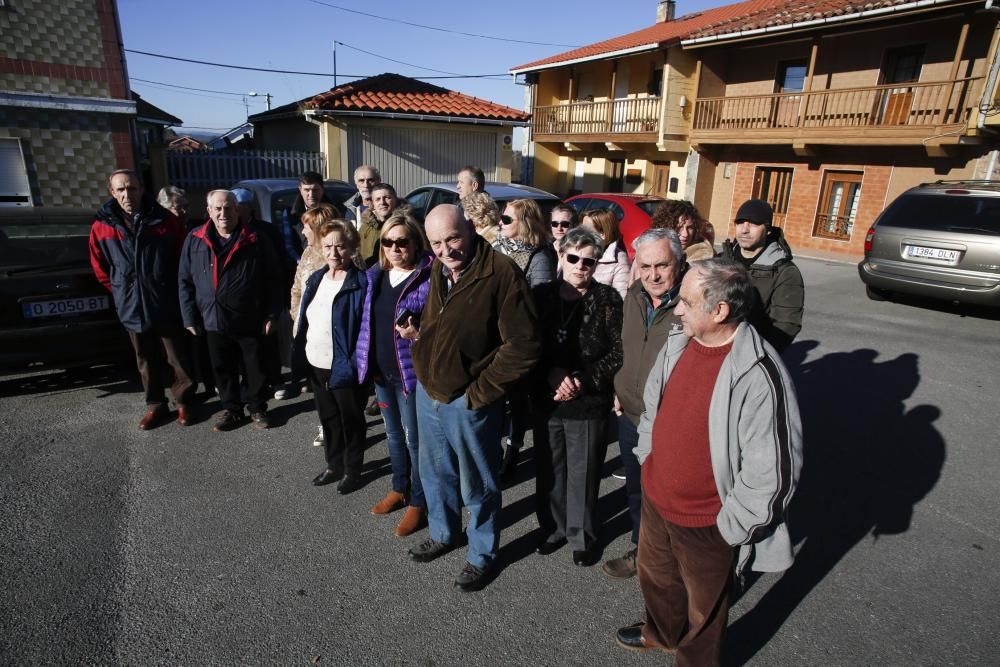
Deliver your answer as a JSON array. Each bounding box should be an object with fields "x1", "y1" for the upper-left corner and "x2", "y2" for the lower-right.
[
  {"x1": 291, "y1": 218, "x2": 369, "y2": 494},
  {"x1": 580, "y1": 208, "x2": 631, "y2": 300},
  {"x1": 531, "y1": 226, "x2": 623, "y2": 567},
  {"x1": 356, "y1": 210, "x2": 433, "y2": 537}
]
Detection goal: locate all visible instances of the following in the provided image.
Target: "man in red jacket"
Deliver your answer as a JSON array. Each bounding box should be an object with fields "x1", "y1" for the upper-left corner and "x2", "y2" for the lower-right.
[{"x1": 89, "y1": 170, "x2": 195, "y2": 430}]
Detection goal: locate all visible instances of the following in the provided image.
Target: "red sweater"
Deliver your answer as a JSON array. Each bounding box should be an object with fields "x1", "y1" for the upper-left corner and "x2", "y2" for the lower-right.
[{"x1": 643, "y1": 339, "x2": 732, "y2": 527}]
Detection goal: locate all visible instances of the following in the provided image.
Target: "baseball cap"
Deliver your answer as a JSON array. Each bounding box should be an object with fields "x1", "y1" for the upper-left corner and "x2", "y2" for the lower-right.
[{"x1": 735, "y1": 199, "x2": 773, "y2": 226}]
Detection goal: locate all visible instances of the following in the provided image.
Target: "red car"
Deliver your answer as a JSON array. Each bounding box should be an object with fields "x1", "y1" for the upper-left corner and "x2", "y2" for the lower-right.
[{"x1": 564, "y1": 193, "x2": 714, "y2": 260}]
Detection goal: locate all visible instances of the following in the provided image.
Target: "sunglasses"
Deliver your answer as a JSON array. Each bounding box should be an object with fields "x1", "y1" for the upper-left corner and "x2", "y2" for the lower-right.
[
  {"x1": 565, "y1": 253, "x2": 597, "y2": 269},
  {"x1": 499, "y1": 215, "x2": 515, "y2": 226},
  {"x1": 381, "y1": 237, "x2": 411, "y2": 248},
  {"x1": 551, "y1": 220, "x2": 575, "y2": 229}
]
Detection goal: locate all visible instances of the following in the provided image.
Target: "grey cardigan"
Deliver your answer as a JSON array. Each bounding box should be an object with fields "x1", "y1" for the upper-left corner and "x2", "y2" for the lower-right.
[{"x1": 636, "y1": 322, "x2": 803, "y2": 575}]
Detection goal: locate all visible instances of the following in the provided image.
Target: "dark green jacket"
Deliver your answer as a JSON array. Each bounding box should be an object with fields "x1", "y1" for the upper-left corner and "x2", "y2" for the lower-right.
[
  {"x1": 613, "y1": 280, "x2": 684, "y2": 425},
  {"x1": 721, "y1": 228, "x2": 804, "y2": 353},
  {"x1": 412, "y1": 234, "x2": 541, "y2": 409}
]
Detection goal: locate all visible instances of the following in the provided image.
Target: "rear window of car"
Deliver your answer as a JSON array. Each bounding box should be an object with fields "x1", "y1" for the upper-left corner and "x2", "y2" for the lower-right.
[
  {"x1": 878, "y1": 194, "x2": 1000, "y2": 235},
  {"x1": 637, "y1": 200, "x2": 664, "y2": 218},
  {"x1": 0, "y1": 219, "x2": 91, "y2": 271}
]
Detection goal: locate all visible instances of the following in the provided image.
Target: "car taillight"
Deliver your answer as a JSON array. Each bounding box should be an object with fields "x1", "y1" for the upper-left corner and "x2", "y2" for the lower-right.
[{"x1": 864, "y1": 227, "x2": 875, "y2": 254}]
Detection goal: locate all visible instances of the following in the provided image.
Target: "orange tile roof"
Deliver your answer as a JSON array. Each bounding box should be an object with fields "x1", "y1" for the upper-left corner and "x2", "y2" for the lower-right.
[
  {"x1": 510, "y1": 0, "x2": 959, "y2": 72},
  {"x1": 304, "y1": 73, "x2": 530, "y2": 122}
]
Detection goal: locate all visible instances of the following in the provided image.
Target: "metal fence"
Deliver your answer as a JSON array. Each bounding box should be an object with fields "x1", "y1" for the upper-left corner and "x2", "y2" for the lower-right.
[{"x1": 166, "y1": 150, "x2": 326, "y2": 189}]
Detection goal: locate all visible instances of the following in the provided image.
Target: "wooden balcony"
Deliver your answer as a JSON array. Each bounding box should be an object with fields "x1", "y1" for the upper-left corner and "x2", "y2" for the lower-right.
[
  {"x1": 691, "y1": 78, "x2": 983, "y2": 146},
  {"x1": 532, "y1": 97, "x2": 661, "y2": 143}
]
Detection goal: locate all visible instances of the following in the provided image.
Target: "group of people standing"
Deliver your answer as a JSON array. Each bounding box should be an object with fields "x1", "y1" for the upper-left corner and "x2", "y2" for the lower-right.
[{"x1": 89, "y1": 162, "x2": 806, "y2": 664}]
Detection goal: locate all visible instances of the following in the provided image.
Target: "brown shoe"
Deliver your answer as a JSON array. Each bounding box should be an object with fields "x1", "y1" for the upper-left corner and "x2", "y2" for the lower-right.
[
  {"x1": 176, "y1": 405, "x2": 193, "y2": 426},
  {"x1": 395, "y1": 506, "x2": 427, "y2": 537},
  {"x1": 138, "y1": 405, "x2": 168, "y2": 430},
  {"x1": 371, "y1": 490, "x2": 406, "y2": 515}
]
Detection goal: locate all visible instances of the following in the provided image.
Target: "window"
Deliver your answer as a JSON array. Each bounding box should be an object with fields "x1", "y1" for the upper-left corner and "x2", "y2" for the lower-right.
[
  {"x1": 881, "y1": 46, "x2": 924, "y2": 85},
  {"x1": 404, "y1": 188, "x2": 432, "y2": 223},
  {"x1": 0, "y1": 138, "x2": 32, "y2": 207},
  {"x1": 568, "y1": 197, "x2": 592, "y2": 213},
  {"x1": 752, "y1": 167, "x2": 793, "y2": 228},
  {"x1": 776, "y1": 61, "x2": 808, "y2": 93},
  {"x1": 813, "y1": 172, "x2": 863, "y2": 241},
  {"x1": 647, "y1": 67, "x2": 663, "y2": 97}
]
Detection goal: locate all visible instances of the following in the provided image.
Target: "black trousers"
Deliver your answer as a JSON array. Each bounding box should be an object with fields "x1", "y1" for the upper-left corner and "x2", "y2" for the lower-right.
[
  {"x1": 205, "y1": 331, "x2": 268, "y2": 413},
  {"x1": 534, "y1": 413, "x2": 606, "y2": 550},
  {"x1": 308, "y1": 364, "x2": 366, "y2": 478},
  {"x1": 127, "y1": 329, "x2": 195, "y2": 407}
]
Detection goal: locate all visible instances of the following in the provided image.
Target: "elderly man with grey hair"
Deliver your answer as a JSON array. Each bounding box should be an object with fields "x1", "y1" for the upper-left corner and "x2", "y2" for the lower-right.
[
  {"x1": 344, "y1": 164, "x2": 381, "y2": 223},
  {"x1": 602, "y1": 227, "x2": 686, "y2": 580},
  {"x1": 179, "y1": 189, "x2": 283, "y2": 432},
  {"x1": 615, "y1": 257, "x2": 802, "y2": 664},
  {"x1": 156, "y1": 185, "x2": 188, "y2": 223}
]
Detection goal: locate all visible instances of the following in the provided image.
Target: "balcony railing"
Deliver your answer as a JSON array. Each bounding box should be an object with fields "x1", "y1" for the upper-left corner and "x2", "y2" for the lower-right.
[
  {"x1": 692, "y1": 78, "x2": 982, "y2": 132},
  {"x1": 533, "y1": 97, "x2": 661, "y2": 137}
]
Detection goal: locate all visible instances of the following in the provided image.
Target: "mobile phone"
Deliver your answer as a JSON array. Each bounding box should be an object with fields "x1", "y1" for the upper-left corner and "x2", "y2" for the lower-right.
[{"x1": 395, "y1": 309, "x2": 417, "y2": 327}]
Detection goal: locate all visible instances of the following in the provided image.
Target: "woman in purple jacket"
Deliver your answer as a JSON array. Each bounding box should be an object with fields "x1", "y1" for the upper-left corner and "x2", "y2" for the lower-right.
[{"x1": 356, "y1": 210, "x2": 433, "y2": 537}]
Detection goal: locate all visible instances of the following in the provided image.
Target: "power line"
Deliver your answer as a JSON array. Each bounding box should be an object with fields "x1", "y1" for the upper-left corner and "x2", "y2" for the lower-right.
[
  {"x1": 307, "y1": 0, "x2": 581, "y2": 48},
  {"x1": 132, "y1": 80, "x2": 254, "y2": 105},
  {"x1": 124, "y1": 48, "x2": 511, "y2": 79},
  {"x1": 334, "y1": 40, "x2": 506, "y2": 79},
  {"x1": 132, "y1": 77, "x2": 249, "y2": 96}
]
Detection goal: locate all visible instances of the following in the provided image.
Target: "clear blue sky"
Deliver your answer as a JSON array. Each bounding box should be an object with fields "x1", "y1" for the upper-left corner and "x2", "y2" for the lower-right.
[{"x1": 119, "y1": 0, "x2": 726, "y2": 141}]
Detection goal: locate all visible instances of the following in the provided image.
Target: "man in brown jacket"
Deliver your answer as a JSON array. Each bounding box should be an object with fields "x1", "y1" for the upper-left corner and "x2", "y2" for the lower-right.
[
  {"x1": 603, "y1": 228, "x2": 685, "y2": 579},
  {"x1": 408, "y1": 204, "x2": 541, "y2": 592}
]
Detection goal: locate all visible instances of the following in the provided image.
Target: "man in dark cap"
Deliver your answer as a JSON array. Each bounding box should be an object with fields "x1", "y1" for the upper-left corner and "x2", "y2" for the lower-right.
[{"x1": 720, "y1": 199, "x2": 804, "y2": 352}]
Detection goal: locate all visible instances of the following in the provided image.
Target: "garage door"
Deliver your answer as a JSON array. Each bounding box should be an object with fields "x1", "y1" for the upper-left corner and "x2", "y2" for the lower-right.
[{"x1": 347, "y1": 124, "x2": 498, "y2": 195}]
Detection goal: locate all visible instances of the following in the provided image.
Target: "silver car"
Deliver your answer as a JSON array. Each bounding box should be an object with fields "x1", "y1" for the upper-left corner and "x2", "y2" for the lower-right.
[
  {"x1": 404, "y1": 182, "x2": 561, "y2": 224},
  {"x1": 231, "y1": 178, "x2": 355, "y2": 224},
  {"x1": 858, "y1": 181, "x2": 1000, "y2": 306}
]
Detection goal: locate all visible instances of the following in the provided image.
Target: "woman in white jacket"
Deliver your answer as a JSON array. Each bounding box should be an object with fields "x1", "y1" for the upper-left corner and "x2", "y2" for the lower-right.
[{"x1": 581, "y1": 208, "x2": 630, "y2": 300}]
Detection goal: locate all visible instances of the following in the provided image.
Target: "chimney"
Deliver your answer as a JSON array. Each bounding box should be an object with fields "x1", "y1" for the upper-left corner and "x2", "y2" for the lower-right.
[{"x1": 657, "y1": 0, "x2": 676, "y2": 22}]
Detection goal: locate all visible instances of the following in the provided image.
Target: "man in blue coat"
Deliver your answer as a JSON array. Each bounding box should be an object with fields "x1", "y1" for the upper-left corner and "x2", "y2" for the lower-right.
[
  {"x1": 89, "y1": 169, "x2": 195, "y2": 430},
  {"x1": 179, "y1": 190, "x2": 283, "y2": 432}
]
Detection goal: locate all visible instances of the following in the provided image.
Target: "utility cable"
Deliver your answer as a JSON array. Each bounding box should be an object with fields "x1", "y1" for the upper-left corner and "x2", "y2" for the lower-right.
[
  {"x1": 333, "y1": 40, "x2": 506, "y2": 79},
  {"x1": 306, "y1": 0, "x2": 581, "y2": 48}
]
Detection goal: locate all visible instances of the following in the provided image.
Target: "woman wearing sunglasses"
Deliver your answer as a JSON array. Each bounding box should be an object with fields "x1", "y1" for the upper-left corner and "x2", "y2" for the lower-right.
[
  {"x1": 581, "y1": 208, "x2": 631, "y2": 300},
  {"x1": 356, "y1": 210, "x2": 433, "y2": 537},
  {"x1": 549, "y1": 204, "x2": 580, "y2": 255},
  {"x1": 531, "y1": 227, "x2": 623, "y2": 567},
  {"x1": 494, "y1": 198, "x2": 557, "y2": 478}
]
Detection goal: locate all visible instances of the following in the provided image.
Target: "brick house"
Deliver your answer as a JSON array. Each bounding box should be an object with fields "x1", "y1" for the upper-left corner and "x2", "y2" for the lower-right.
[
  {"x1": 512, "y1": 0, "x2": 1000, "y2": 259},
  {"x1": 0, "y1": 0, "x2": 135, "y2": 209}
]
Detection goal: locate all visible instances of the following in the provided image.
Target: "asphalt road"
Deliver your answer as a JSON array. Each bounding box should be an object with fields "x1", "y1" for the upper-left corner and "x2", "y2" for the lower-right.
[{"x1": 1, "y1": 257, "x2": 998, "y2": 665}]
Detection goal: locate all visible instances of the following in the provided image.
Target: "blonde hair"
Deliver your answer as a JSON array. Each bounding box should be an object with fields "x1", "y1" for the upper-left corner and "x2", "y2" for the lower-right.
[
  {"x1": 378, "y1": 209, "x2": 427, "y2": 270},
  {"x1": 301, "y1": 203, "x2": 339, "y2": 248},
  {"x1": 504, "y1": 198, "x2": 550, "y2": 247},
  {"x1": 317, "y1": 219, "x2": 365, "y2": 270},
  {"x1": 463, "y1": 192, "x2": 500, "y2": 230}
]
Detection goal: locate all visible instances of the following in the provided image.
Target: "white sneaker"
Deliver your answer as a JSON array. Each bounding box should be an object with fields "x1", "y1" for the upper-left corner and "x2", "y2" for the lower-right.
[
  {"x1": 274, "y1": 382, "x2": 297, "y2": 400},
  {"x1": 313, "y1": 425, "x2": 324, "y2": 447}
]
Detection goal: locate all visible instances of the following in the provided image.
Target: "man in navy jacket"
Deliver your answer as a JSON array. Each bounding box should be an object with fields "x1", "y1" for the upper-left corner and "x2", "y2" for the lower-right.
[
  {"x1": 89, "y1": 169, "x2": 195, "y2": 430},
  {"x1": 179, "y1": 190, "x2": 282, "y2": 431}
]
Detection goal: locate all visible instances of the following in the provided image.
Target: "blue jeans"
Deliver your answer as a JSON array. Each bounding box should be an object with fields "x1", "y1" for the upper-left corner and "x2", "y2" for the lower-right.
[
  {"x1": 375, "y1": 381, "x2": 424, "y2": 508},
  {"x1": 416, "y1": 385, "x2": 504, "y2": 570},
  {"x1": 618, "y1": 414, "x2": 642, "y2": 546}
]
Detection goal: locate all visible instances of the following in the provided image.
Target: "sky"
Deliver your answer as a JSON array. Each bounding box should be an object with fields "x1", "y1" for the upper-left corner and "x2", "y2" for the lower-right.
[{"x1": 118, "y1": 0, "x2": 727, "y2": 143}]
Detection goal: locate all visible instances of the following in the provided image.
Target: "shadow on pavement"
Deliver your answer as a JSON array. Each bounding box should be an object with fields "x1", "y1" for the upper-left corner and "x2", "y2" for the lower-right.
[
  {"x1": 724, "y1": 340, "x2": 946, "y2": 665},
  {"x1": 875, "y1": 291, "x2": 1000, "y2": 321},
  {"x1": 0, "y1": 362, "x2": 138, "y2": 399}
]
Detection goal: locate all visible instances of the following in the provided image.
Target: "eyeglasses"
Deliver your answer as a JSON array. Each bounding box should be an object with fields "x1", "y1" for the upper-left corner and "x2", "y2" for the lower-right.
[
  {"x1": 381, "y1": 237, "x2": 411, "y2": 248},
  {"x1": 564, "y1": 253, "x2": 597, "y2": 269},
  {"x1": 499, "y1": 215, "x2": 515, "y2": 226},
  {"x1": 551, "y1": 220, "x2": 575, "y2": 229}
]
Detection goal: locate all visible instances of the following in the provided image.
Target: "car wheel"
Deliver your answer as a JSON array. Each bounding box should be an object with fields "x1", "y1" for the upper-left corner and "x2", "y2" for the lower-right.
[{"x1": 865, "y1": 285, "x2": 891, "y2": 301}]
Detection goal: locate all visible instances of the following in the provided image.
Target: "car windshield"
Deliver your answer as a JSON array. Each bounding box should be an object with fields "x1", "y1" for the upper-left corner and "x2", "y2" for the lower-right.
[
  {"x1": 879, "y1": 195, "x2": 1000, "y2": 234},
  {"x1": 637, "y1": 200, "x2": 664, "y2": 217},
  {"x1": 0, "y1": 219, "x2": 92, "y2": 272}
]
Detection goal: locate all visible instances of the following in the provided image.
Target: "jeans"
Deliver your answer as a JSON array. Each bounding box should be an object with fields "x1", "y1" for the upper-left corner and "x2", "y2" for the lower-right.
[
  {"x1": 375, "y1": 381, "x2": 424, "y2": 508},
  {"x1": 618, "y1": 414, "x2": 643, "y2": 546},
  {"x1": 416, "y1": 385, "x2": 504, "y2": 570}
]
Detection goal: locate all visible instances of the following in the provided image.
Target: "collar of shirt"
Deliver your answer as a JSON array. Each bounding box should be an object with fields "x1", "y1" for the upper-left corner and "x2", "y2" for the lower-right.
[{"x1": 643, "y1": 283, "x2": 680, "y2": 328}]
